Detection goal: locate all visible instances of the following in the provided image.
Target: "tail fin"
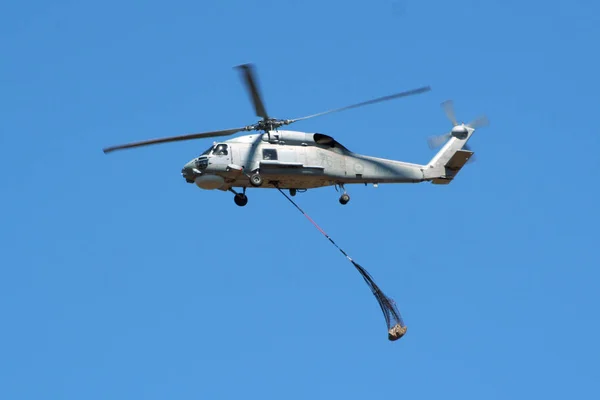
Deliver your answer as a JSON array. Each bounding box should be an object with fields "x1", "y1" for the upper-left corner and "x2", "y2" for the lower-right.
[
  {"x1": 423, "y1": 127, "x2": 475, "y2": 184},
  {"x1": 423, "y1": 100, "x2": 488, "y2": 184}
]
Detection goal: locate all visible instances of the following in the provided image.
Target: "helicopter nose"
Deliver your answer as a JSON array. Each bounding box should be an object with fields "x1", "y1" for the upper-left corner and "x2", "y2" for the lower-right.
[{"x1": 181, "y1": 161, "x2": 196, "y2": 181}]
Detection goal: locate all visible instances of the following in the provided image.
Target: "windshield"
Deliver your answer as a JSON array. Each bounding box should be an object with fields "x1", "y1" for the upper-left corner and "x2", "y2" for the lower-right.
[{"x1": 199, "y1": 145, "x2": 214, "y2": 156}]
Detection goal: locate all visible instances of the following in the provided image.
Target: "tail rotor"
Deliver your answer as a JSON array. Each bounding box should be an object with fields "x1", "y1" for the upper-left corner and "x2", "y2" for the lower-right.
[{"x1": 427, "y1": 100, "x2": 489, "y2": 161}]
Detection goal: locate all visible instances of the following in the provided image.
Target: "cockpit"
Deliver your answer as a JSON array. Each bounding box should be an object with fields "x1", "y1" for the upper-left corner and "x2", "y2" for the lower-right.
[
  {"x1": 198, "y1": 143, "x2": 229, "y2": 157},
  {"x1": 183, "y1": 143, "x2": 230, "y2": 181},
  {"x1": 213, "y1": 144, "x2": 228, "y2": 156}
]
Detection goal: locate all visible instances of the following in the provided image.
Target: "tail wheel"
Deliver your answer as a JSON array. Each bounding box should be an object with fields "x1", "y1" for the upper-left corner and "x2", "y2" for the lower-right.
[{"x1": 250, "y1": 173, "x2": 263, "y2": 187}]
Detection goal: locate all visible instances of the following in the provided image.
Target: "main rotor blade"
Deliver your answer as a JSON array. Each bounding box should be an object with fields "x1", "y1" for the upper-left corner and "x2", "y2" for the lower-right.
[
  {"x1": 288, "y1": 86, "x2": 431, "y2": 124},
  {"x1": 103, "y1": 127, "x2": 246, "y2": 154},
  {"x1": 467, "y1": 115, "x2": 490, "y2": 129},
  {"x1": 235, "y1": 63, "x2": 269, "y2": 120},
  {"x1": 441, "y1": 100, "x2": 458, "y2": 126}
]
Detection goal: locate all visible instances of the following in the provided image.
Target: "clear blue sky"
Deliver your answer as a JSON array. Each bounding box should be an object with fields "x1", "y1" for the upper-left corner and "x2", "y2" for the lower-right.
[{"x1": 2, "y1": 0, "x2": 599, "y2": 398}]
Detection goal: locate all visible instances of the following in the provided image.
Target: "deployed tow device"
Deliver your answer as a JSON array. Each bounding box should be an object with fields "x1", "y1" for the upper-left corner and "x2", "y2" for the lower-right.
[{"x1": 277, "y1": 187, "x2": 407, "y2": 341}]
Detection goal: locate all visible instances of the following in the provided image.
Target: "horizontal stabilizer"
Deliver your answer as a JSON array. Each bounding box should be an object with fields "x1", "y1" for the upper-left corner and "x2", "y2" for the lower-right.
[
  {"x1": 446, "y1": 149, "x2": 474, "y2": 170},
  {"x1": 431, "y1": 149, "x2": 474, "y2": 184}
]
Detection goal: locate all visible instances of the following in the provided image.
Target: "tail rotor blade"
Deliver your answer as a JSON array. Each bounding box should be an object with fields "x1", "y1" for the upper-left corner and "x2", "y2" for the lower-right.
[
  {"x1": 432, "y1": 101, "x2": 486, "y2": 162},
  {"x1": 467, "y1": 115, "x2": 490, "y2": 129},
  {"x1": 464, "y1": 143, "x2": 477, "y2": 163},
  {"x1": 441, "y1": 100, "x2": 458, "y2": 126},
  {"x1": 427, "y1": 132, "x2": 452, "y2": 149}
]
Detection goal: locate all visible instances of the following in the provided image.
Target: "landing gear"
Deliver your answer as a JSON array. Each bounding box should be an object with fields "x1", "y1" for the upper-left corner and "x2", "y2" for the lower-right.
[
  {"x1": 339, "y1": 193, "x2": 350, "y2": 205},
  {"x1": 289, "y1": 188, "x2": 297, "y2": 197},
  {"x1": 249, "y1": 173, "x2": 263, "y2": 187},
  {"x1": 230, "y1": 187, "x2": 248, "y2": 207},
  {"x1": 234, "y1": 193, "x2": 248, "y2": 207},
  {"x1": 337, "y1": 183, "x2": 350, "y2": 205}
]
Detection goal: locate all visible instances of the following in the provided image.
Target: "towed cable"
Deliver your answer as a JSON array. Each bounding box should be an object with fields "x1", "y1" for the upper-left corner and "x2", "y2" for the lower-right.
[{"x1": 277, "y1": 187, "x2": 407, "y2": 341}]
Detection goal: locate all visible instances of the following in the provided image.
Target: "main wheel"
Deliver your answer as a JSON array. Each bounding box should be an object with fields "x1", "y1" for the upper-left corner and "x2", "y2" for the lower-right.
[
  {"x1": 250, "y1": 173, "x2": 263, "y2": 187},
  {"x1": 339, "y1": 193, "x2": 350, "y2": 205},
  {"x1": 234, "y1": 193, "x2": 248, "y2": 207},
  {"x1": 289, "y1": 188, "x2": 297, "y2": 197}
]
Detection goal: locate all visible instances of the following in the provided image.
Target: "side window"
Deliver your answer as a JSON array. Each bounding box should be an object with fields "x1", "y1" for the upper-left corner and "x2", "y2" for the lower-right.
[
  {"x1": 263, "y1": 149, "x2": 278, "y2": 160},
  {"x1": 214, "y1": 144, "x2": 228, "y2": 156}
]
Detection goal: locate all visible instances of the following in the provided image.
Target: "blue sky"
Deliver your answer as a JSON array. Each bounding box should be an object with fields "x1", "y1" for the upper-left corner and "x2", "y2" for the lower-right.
[{"x1": 2, "y1": 0, "x2": 599, "y2": 398}]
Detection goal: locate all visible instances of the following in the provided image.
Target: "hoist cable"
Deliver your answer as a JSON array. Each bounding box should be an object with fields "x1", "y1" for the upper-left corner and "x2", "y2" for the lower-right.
[{"x1": 277, "y1": 187, "x2": 407, "y2": 341}]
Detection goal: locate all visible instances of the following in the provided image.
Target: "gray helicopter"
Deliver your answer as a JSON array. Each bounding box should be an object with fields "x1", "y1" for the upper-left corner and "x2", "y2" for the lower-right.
[{"x1": 103, "y1": 64, "x2": 489, "y2": 207}]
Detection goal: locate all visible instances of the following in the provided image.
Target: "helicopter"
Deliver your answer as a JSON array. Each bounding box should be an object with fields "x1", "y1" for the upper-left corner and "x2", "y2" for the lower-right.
[{"x1": 103, "y1": 64, "x2": 489, "y2": 207}]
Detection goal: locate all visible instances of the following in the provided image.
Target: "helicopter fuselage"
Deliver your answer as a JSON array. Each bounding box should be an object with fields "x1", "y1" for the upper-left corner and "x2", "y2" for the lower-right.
[
  {"x1": 181, "y1": 130, "x2": 427, "y2": 191},
  {"x1": 102, "y1": 63, "x2": 484, "y2": 207}
]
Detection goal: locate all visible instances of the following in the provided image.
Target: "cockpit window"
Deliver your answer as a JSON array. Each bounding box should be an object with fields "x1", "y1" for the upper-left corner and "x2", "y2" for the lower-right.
[
  {"x1": 200, "y1": 145, "x2": 214, "y2": 156},
  {"x1": 214, "y1": 144, "x2": 228, "y2": 156}
]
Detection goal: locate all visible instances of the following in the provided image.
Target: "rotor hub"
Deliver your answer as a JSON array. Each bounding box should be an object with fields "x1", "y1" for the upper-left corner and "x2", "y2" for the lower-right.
[
  {"x1": 451, "y1": 125, "x2": 469, "y2": 138},
  {"x1": 246, "y1": 118, "x2": 293, "y2": 132}
]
